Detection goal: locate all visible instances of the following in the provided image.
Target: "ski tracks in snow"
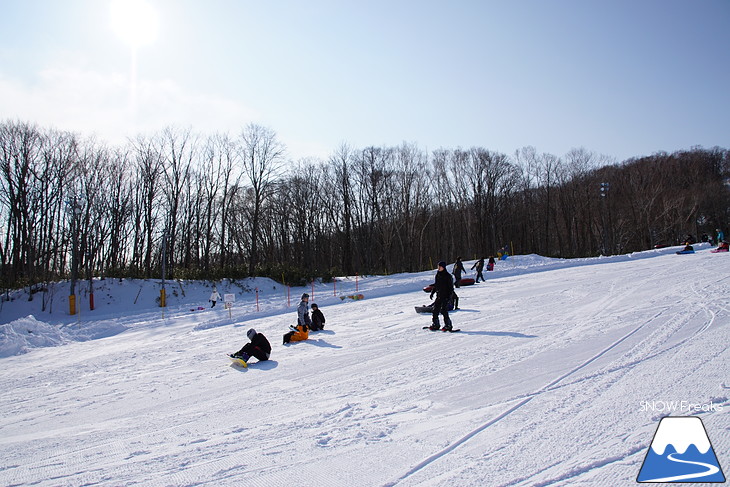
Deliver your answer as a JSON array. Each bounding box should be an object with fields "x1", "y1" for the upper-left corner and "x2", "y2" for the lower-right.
[
  {"x1": 382, "y1": 308, "x2": 669, "y2": 487},
  {"x1": 384, "y1": 259, "x2": 728, "y2": 487}
]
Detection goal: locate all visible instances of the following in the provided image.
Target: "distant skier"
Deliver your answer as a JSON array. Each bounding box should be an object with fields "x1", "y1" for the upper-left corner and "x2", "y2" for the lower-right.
[
  {"x1": 453, "y1": 257, "x2": 466, "y2": 287},
  {"x1": 310, "y1": 303, "x2": 326, "y2": 331},
  {"x1": 471, "y1": 258, "x2": 485, "y2": 283},
  {"x1": 428, "y1": 261, "x2": 454, "y2": 331},
  {"x1": 230, "y1": 328, "x2": 271, "y2": 363},
  {"x1": 209, "y1": 287, "x2": 221, "y2": 308},
  {"x1": 283, "y1": 293, "x2": 311, "y2": 344}
]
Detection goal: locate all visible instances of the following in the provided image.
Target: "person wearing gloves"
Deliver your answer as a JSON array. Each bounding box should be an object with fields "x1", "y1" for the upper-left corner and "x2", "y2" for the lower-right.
[
  {"x1": 283, "y1": 293, "x2": 311, "y2": 344},
  {"x1": 428, "y1": 261, "x2": 454, "y2": 331},
  {"x1": 230, "y1": 328, "x2": 272, "y2": 364}
]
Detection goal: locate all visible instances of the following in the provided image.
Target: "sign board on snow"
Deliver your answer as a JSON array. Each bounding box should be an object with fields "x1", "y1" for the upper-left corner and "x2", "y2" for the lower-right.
[{"x1": 224, "y1": 293, "x2": 235, "y2": 309}]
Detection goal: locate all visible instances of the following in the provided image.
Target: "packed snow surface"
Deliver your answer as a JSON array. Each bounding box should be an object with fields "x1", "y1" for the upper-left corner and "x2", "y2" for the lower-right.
[{"x1": 0, "y1": 245, "x2": 727, "y2": 486}]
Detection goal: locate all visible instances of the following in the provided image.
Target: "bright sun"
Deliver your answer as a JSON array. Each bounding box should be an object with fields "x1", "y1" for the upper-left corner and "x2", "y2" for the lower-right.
[{"x1": 110, "y1": 0, "x2": 159, "y2": 49}]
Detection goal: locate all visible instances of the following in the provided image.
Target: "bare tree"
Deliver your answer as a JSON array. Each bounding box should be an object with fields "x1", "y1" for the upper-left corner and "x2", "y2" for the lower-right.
[
  {"x1": 329, "y1": 143, "x2": 355, "y2": 274},
  {"x1": 237, "y1": 123, "x2": 286, "y2": 275}
]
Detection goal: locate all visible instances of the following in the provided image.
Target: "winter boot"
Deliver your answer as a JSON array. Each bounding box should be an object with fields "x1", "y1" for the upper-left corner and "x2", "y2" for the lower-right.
[
  {"x1": 429, "y1": 323, "x2": 440, "y2": 331},
  {"x1": 441, "y1": 324, "x2": 453, "y2": 332}
]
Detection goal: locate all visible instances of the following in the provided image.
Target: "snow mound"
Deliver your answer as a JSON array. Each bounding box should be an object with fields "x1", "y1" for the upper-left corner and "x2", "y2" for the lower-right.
[{"x1": 0, "y1": 315, "x2": 70, "y2": 357}]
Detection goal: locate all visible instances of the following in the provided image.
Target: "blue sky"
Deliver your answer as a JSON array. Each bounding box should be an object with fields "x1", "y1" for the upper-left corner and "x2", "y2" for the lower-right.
[{"x1": 0, "y1": 0, "x2": 728, "y2": 162}]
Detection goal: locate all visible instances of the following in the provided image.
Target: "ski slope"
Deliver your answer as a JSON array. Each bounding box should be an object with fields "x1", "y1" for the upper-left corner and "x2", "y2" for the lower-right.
[{"x1": 0, "y1": 246, "x2": 728, "y2": 486}]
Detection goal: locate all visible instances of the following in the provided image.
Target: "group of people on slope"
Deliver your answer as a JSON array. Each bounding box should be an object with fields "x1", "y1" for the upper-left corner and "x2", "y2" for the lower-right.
[
  {"x1": 428, "y1": 256, "x2": 498, "y2": 331},
  {"x1": 229, "y1": 292, "x2": 327, "y2": 364},
  {"x1": 283, "y1": 293, "x2": 326, "y2": 344}
]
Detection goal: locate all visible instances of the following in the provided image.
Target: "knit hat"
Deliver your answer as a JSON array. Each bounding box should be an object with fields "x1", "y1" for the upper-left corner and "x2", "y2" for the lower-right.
[
  {"x1": 247, "y1": 328, "x2": 257, "y2": 340},
  {"x1": 437, "y1": 261, "x2": 447, "y2": 268},
  {"x1": 301, "y1": 293, "x2": 309, "y2": 300},
  {"x1": 311, "y1": 303, "x2": 318, "y2": 309}
]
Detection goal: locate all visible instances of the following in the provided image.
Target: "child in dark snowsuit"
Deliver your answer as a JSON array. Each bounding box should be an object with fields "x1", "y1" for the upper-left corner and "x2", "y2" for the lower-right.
[
  {"x1": 429, "y1": 261, "x2": 454, "y2": 331},
  {"x1": 230, "y1": 328, "x2": 271, "y2": 363},
  {"x1": 310, "y1": 303, "x2": 326, "y2": 331}
]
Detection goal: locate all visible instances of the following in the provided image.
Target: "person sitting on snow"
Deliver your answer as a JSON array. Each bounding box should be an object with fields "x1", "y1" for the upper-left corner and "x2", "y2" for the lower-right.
[
  {"x1": 310, "y1": 303, "x2": 326, "y2": 331},
  {"x1": 283, "y1": 293, "x2": 311, "y2": 344},
  {"x1": 230, "y1": 328, "x2": 271, "y2": 363}
]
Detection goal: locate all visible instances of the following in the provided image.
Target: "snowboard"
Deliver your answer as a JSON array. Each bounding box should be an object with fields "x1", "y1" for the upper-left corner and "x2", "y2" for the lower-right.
[
  {"x1": 422, "y1": 326, "x2": 461, "y2": 332},
  {"x1": 190, "y1": 306, "x2": 206, "y2": 311},
  {"x1": 228, "y1": 355, "x2": 248, "y2": 368},
  {"x1": 415, "y1": 303, "x2": 456, "y2": 313}
]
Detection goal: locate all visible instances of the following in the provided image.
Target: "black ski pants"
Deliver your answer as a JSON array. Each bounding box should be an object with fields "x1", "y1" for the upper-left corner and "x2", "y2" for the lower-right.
[{"x1": 431, "y1": 296, "x2": 453, "y2": 328}]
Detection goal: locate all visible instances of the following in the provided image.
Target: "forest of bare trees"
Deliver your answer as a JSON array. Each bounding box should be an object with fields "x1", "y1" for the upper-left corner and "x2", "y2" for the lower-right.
[{"x1": 1, "y1": 119, "x2": 728, "y2": 294}]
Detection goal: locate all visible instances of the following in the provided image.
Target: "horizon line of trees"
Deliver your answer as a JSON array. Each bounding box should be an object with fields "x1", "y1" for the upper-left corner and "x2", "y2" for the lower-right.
[{"x1": 1, "y1": 119, "x2": 729, "y2": 300}]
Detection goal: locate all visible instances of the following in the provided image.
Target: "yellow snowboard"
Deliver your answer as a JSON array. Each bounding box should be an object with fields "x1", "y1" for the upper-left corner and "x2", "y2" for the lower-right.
[{"x1": 228, "y1": 355, "x2": 248, "y2": 368}]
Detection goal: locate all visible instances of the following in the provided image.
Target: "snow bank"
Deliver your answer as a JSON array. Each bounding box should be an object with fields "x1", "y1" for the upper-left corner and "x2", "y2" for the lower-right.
[{"x1": 0, "y1": 316, "x2": 70, "y2": 357}]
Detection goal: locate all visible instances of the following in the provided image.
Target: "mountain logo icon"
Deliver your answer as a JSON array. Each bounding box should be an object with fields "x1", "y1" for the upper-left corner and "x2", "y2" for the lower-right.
[{"x1": 637, "y1": 416, "x2": 726, "y2": 483}]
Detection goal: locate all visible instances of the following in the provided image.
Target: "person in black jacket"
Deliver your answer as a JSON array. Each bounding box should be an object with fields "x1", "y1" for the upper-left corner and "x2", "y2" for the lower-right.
[
  {"x1": 230, "y1": 328, "x2": 272, "y2": 363},
  {"x1": 429, "y1": 260, "x2": 454, "y2": 331},
  {"x1": 310, "y1": 303, "x2": 326, "y2": 331},
  {"x1": 453, "y1": 257, "x2": 466, "y2": 287}
]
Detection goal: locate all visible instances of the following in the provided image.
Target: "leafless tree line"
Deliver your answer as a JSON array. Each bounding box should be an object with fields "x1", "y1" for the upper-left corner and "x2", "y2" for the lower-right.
[{"x1": 1, "y1": 119, "x2": 728, "y2": 294}]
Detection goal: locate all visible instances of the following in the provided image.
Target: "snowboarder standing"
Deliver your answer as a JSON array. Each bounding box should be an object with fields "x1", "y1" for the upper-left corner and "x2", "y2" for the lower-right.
[
  {"x1": 429, "y1": 261, "x2": 454, "y2": 331},
  {"x1": 230, "y1": 328, "x2": 271, "y2": 364},
  {"x1": 471, "y1": 258, "x2": 485, "y2": 283},
  {"x1": 284, "y1": 293, "x2": 311, "y2": 344},
  {"x1": 310, "y1": 303, "x2": 326, "y2": 331},
  {"x1": 453, "y1": 257, "x2": 466, "y2": 287},
  {"x1": 210, "y1": 287, "x2": 221, "y2": 308}
]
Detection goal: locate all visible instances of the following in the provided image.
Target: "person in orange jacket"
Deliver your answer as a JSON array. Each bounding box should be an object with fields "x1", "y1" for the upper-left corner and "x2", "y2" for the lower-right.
[{"x1": 283, "y1": 293, "x2": 311, "y2": 344}]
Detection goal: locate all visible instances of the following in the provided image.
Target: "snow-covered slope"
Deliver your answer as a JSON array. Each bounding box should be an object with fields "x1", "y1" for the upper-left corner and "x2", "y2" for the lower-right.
[{"x1": 0, "y1": 245, "x2": 727, "y2": 486}]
